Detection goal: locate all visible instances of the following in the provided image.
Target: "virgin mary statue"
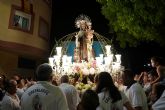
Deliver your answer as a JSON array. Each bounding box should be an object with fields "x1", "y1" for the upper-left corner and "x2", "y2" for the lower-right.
[{"x1": 74, "y1": 15, "x2": 95, "y2": 62}]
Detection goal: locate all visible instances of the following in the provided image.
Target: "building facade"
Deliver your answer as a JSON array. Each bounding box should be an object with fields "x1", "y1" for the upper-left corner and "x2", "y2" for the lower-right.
[{"x1": 0, "y1": 0, "x2": 52, "y2": 78}]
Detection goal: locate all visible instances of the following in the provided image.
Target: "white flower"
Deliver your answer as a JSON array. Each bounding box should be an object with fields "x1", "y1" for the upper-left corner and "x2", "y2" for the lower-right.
[
  {"x1": 82, "y1": 68, "x2": 89, "y2": 75},
  {"x1": 89, "y1": 68, "x2": 95, "y2": 75}
]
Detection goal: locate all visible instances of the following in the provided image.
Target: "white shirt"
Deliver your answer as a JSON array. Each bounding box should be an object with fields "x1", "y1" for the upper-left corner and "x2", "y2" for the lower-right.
[
  {"x1": 21, "y1": 81, "x2": 68, "y2": 110},
  {"x1": 1, "y1": 93, "x2": 21, "y2": 110},
  {"x1": 59, "y1": 83, "x2": 80, "y2": 110},
  {"x1": 152, "y1": 90, "x2": 165, "y2": 110},
  {"x1": 98, "y1": 90, "x2": 128, "y2": 110},
  {"x1": 125, "y1": 82, "x2": 148, "y2": 110},
  {"x1": 16, "y1": 88, "x2": 24, "y2": 100}
]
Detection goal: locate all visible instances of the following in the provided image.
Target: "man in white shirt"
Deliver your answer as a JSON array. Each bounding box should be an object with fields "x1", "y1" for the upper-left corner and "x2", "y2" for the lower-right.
[
  {"x1": 21, "y1": 63, "x2": 68, "y2": 110},
  {"x1": 152, "y1": 90, "x2": 165, "y2": 110},
  {"x1": 59, "y1": 75, "x2": 80, "y2": 110},
  {"x1": 1, "y1": 79, "x2": 21, "y2": 110},
  {"x1": 122, "y1": 69, "x2": 148, "y2": 110}
]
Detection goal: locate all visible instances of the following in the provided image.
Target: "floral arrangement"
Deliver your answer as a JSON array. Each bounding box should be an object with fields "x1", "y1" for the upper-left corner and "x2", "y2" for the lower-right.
[
  {"x1": 69, "y1": 70, "x2": 96, "y2": 93},
  {"x1": 75, "y1": 81, "x2": 95, "y2": 93},
  {"x1": 72, "y1": 60, "x2": 97, "y2": 76}
]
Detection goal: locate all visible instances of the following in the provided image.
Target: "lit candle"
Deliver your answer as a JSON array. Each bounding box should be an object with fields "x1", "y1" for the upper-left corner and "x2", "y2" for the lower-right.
[
  {"x1": 56, "y1": 47, "x2": 62, "y2": 56},
  {"x1": 99, "y1": 54, "x2": 104, "y2": 64},
  {"x1": 49, "y1": 57, "x2": 54, "y2": 67},
  {"x1": 67, "y1": 56, "x2": 72, "y2": 64},
  {"x1": 105, "y1": 45, "x2": 111, "y2": 56},
  {"x1": 62, "y1": 55, "x2": 67, "y2": 66},
  {"x1": 115, "y1": 54, "x2": 121, "y2": 63}
]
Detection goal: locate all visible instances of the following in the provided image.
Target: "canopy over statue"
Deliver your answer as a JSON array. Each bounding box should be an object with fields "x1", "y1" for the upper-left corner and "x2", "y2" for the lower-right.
[
  {"x1": 49, "y1": 14, "x2": 123, "y2": 77},
  {"x1": 74, "y1": 14, "x2": 95, "y2": 62}
]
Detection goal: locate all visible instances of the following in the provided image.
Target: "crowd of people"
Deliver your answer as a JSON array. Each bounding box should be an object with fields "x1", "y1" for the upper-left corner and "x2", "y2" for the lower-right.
[{"x1": 0, "y1": 56, "x2": 165, "y2": 110}]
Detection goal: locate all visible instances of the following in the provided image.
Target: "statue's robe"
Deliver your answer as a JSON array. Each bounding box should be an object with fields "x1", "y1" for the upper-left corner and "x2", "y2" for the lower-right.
[{"x1": 74, "y1": 30, "x2": 95, "y2": 62}]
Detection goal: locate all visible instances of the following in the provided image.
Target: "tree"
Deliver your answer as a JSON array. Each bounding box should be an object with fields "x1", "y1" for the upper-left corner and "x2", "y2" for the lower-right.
[{"x1": 96, "y1": 0, "x2": 165, "y2": 47}]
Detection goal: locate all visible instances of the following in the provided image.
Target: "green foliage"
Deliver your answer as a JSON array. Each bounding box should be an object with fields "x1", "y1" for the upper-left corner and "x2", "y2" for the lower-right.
[{"x1": 97, "y1": 0, "x2": 165, "y2": 47}]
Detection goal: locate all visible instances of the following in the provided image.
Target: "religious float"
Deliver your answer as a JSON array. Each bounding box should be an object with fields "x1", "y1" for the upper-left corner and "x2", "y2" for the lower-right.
[{"x1": 48, "y1": 14, "x2": 124, "y2": 91}]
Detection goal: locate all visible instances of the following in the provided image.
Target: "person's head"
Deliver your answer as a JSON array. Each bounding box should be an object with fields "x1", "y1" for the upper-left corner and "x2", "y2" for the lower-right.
[
  {"x1": 13, "y1": 75, "x2": 20, "y2": 81},
  {"x1": 12, "y1": 75, "x2": 21, "y2": 84},
  {"x1": 80, "y1": 89, "x2": 99, "y2": 110},
  {"x1": 122, "y1": 69, "x2": 135, "y2": 86},
  {"x1": 96, "y1": 72, "x2": 121, "y2": 103},
  {"x1": 80, "y1": 20, "x2": 87, "y2": 30},
  {"x1": 60, "y1": 75, "x2": 69, "y2": 84},
  {"x1": 36, "y1": 63, "x2": 53, "y2": 81},
  {"x1": 17, "y1": 78, "x2": 25, "y2": 88},
  {"x1": 5, "y1": 79, "x2": 17, "y2": 95},
  {"x1": 96, "y1": 72, "x2": 114, "y2": 90},
  {"x1": 51, "y1": 75, "x2": 58, "y2": 86},
  {"x1": 151, "y1": 56, "x2": 165, "y2": 67},
  {"x1": 86, "y1": 30, "x2": 94, "y2": 39},
  {"x1": 148, "y1": 70, "x2": 158, "y2": 82}
]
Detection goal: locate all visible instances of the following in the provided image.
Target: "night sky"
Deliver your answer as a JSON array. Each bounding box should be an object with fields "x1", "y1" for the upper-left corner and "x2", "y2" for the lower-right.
[
  {"x1": 51, "y1": 0, "x2": 165, "y2": 74},
  {"x1": 51, "y1": 0, "x2": 109, "y2": 40}
]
